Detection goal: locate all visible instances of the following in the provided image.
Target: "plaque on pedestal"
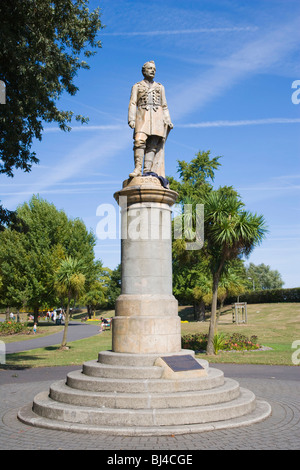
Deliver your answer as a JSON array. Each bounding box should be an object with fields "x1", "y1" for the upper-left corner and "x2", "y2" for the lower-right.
[{"x1": 155, "y1": 354, "x2": 207, "y2": 379}]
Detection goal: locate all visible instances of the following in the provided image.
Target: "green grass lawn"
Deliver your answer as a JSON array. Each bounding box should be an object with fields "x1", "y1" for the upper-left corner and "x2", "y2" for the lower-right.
[
  {"x1": 0, "y1": 323, "x2": 63, "y2": 343},
  {"x1": 1, "y1": 303, "x2": 299, "y2": 368},
  {"x1": 181, "y1": 302, "x2": 300, "y2": 365},
  {"x1": 4, "y1": 332, "x2": 112, "y2": 368}
]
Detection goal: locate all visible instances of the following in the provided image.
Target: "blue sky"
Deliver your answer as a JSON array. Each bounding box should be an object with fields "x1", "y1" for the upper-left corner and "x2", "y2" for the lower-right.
[{"x1": 1, "y1": 0, "x2": 300, "y2": 287}]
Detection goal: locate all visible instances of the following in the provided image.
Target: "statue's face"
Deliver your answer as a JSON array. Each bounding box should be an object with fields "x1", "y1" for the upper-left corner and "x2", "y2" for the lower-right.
[{"x1": 143, "y1": 63, "x2": 156, "y2": 80}]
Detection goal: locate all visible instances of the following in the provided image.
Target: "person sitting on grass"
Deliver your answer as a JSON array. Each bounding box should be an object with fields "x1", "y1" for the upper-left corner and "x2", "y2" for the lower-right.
[{"x1": 99, "y1": 317, "x2": 109, "y2": 332}]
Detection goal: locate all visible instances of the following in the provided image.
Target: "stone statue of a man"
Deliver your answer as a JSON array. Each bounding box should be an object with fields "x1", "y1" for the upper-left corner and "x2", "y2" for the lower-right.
[{"x1": 128, "y1": 61, "x2": 173, "y2": 178}]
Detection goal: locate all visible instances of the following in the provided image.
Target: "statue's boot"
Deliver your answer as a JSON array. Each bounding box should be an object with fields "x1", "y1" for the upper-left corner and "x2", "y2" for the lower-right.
[
  {"x1": 143, "y1": 151, "x2": 155, "y2": 174},
  {"x1": 129, "y1": 150, "x2": 143, "y2": 177}
]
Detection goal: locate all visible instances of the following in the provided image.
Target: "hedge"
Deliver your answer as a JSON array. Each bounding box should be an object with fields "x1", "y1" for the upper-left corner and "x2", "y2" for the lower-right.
[{"x1": 227, "y1": 287, "x2": 300, "y2": 304}]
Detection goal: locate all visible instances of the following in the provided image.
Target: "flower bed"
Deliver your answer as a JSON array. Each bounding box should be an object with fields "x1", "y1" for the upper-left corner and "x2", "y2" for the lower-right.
[
  {"x1": 223, "y1": 333, "x2": 260, "y2": 351},
  {"x1": 0, "y1": 321, "x2": 29, "y2": 336},
  {"x1": 182, "y1": 332, "x2": 261, "y2": 353}
]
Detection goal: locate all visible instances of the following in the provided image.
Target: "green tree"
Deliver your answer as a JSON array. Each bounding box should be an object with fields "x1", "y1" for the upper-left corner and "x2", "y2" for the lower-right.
[
  {"x1": 0, "y1": 228, "x2": 31, "y2": 318},
  {"x1": 0, "y1": 195, "x2": 98, "y2": 323},
  {"x1": 63, "y1": 217, "x2": 97, "y2": 315},
  {"x1": 0, "y1": 0, "x2": 103, "y2": 226},
  {"x1": 0, "y1": 196, "x2": 69, "y2": 320},
  {"x1": 106, "y1": 264, "x2": 121, "y2": 309},
  {"x1": 55, "y1": 257, "x2": 86, "y2": 349},
  {"x1": 170, "y1": 151, "x2": 229, "y2": 323},
  {"x1": 216, "y1": 261, "x2": 247, "y2": 327},
  {"x1": 168, "y1": 150, "x2": 221, "y2": 202},
  {"x1": 81, "y1": 260, "x2": 110, "y2": 317},
  {"x1": 246, "y1": 263, "x2": 284, "y2": 290},
  {"x1": 172, "y1": 238, "x2": 212, "y2": 321},
  {"x1": 169, "y1": 152, "x2": 267, "y2": 355},
  {"x1": 202, "y1": 190, "x2": 267, "y2": 354}
]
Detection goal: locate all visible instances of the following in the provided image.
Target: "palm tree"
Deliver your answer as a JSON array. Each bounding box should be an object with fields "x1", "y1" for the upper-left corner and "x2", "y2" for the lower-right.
[
  {"x1": 216, "y1": 264, "x2": 247, "y2": 328},
  {"x1": 203, "y1": 191, "x2": 267, "y2": 354},
  {"x1": 55, "y1": 256, "x2": 86, "y2": 349},
  {"x1": 192, "y1": 274, "x2": 212, "y2": 322}
]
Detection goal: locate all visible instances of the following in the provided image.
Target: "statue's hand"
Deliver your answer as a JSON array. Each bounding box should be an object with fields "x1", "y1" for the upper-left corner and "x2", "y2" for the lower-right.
[
  {"x1": 165, "y1": 121, "x2": 173, "y2": 129},
  {"x1": 128, "y1": 121, "x2": 135, "y2": 129}
]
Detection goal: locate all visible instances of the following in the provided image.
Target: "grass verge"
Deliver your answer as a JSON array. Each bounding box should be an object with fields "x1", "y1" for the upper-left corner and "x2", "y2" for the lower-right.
[
  {"x1": 180, "y1": 302, "x2": 300, "y2": 366},
  {"x1": 1, "y1": 303, "x2": 299, "y2": 368},
  {"x1": 3, "y1": 332, "x2": 112, "y2": 369}
]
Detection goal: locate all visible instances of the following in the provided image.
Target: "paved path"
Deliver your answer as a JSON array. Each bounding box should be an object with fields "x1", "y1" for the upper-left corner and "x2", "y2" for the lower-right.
[
  {"x1": 3, "y1": 321, "x2": 101, "y2": 354},
  {"x1": 0, "y1": 362, "x2": 299, "y2": 450},
  {"x1": 1, "y1": 324, "x2": 299, "y2": 450}
]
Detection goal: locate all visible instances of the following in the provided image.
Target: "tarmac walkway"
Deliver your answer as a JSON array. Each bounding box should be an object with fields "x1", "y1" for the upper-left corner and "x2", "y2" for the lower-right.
[
  {"x1": 4, "y1": 320, "x2": 101, "y2": 354},
  {"x1": 0, "y1": 324, "x2": 299, "y2": 450}
]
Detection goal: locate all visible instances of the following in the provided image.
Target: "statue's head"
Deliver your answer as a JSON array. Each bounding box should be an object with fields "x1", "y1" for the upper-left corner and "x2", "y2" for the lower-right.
[{"x1": 142, "y1": 61, "x2": 156, "y2": 80}]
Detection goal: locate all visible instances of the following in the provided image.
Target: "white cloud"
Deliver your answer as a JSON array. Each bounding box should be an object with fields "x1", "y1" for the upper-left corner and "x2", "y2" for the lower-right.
[
  {"x1": 44, "y1": 124, "x2": 125, "y2": 133},
  {"x1": 101, "y1": 26, "x2": 259, "y2": 37},
  {"x1": 169, "y1": 17, "x2": 300, "y2": 120},
  {"x1": 177, "y1": 118, "x2": 300, "y2": 128},
  {"x1": 3, "y1": 17, "x2": 300, "y2": 211},
  {"x1": 43, "y1": 118, "x2": 300, "y2": 133},
  {"x1": 2, "y1": 130, "x2": 131, "y2": 209}
]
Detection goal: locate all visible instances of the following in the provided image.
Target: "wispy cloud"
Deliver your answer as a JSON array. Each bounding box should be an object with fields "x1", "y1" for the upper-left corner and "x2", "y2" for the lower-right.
[
  {"x1": 43, "y1": 118, "x2": 300, "y2": 134},
  {"x1": 237, "y1": 173, "x2": 300, "y2": 205},
  {"x1": 4, "y1": 17, "x2": 300, "y2": 211},
  {"x1": 178, "y1": 118, "x2": 300, "y2": 128},
  {"x1": 44, "y1": 124, "x2": 125, "y2": 133},
  {"x1": 102, "y1": 26, "x2": 259, "y2": 37},
  {"x1": 0, "y1": 187, "x2": 117, "y2": 197},
  {"x1": 2, "y1": 130, "x2": 131, "y2": 209},
  {"x1": 169, "y1": 17, "x2": 300, "y2": 120},
  {"x1": 238, "y1": 177, "x2": 300, "y2": 193}
]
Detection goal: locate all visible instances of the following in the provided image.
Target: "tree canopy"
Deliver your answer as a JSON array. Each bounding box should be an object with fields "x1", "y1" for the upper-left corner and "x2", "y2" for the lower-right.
[
  {"x1": 169, "y1": 151, "x2": 268, "y2": 354},
  {"x1": 246, "y1": 262, "x2": 284, "y2": 290},
  {"x1": 168, "y1": 150, "x2": 221, "y2": 202},
  {"x1": 55, "y1": 256, "x2": 86, "y2": 348},
  {"x1": 0, "y1": 195, "x2": 99, "y2": 321},
  {"x1": 0, "y1": 0, "x2": 103, "y2": 226}
]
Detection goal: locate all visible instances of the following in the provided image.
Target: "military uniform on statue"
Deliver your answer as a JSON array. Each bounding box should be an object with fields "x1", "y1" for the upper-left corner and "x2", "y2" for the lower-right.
[{"x1": 128, "y1": 60, "x2": 173, "y2": 179}]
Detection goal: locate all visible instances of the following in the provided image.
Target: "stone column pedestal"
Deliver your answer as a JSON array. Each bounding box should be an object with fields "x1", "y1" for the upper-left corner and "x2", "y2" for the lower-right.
[
  {"x1": 18, "y1": 176, "x2": 271, "y2": 436},
  {"x1": 113, "y1": 175, "x2": 180, "y2": 354}
]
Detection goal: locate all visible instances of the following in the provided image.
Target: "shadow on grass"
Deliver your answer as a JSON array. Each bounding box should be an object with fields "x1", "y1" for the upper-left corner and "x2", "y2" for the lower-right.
[
  {"x1": 27, "y1": 321, "x2": 61, "y2": 327},
  {"x1": 179, "y1": 306, "x2": 233, "y2": 323},
  {"x1": 178, "y1": 306, "x2": 196, "y2": 322},
  {"x1": 1, "y1": 352, "x2": 45, "y2": 369},
  {"x1": 0, "y1": 344, "x2": 73, "y2": 370}
]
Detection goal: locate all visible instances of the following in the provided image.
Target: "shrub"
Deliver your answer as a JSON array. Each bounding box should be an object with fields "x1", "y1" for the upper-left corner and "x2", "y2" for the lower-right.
[
  {"x1": 222, "y1": 333, "x2": 260, "y2": 351},
  {"x1": 181, "y1": 333, "x2": 208, "y2": 352},
  {"x1": 213, "y1": 332, "x2": 226, "y2": 354},
  {"x1": 182, "y1": 332, "x2": 261, "y2": 353},
  {"x1": 227, "y1": 287, "x2": 300, "y2": 304},
  {"x1": 0, "y1": 321, "x2": 29, "y2": 336}
]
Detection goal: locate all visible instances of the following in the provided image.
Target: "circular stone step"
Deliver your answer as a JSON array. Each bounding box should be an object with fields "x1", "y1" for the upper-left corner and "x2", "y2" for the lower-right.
[
  {"x1": 98, "y1": 349, "x2": 209, "y2": 369},
  {"x1": 49, "y1": 377, "x2": 240, "y2": 409},
  {"x1": 18, "y1": 399, "x2": 271, "y2": 436},
  {"x1": 66, "y1": 367, "x2": 225, "y2": 394},
  {"x1": 82, "y1": 359, "x2": 164, "y2": 379},
  {"x1": 30, "y1": 387, "x2": 256, "y2": 427}
]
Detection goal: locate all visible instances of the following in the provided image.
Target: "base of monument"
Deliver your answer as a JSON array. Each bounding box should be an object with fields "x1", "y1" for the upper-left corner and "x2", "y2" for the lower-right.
[{"x1": 17, "y1": 350, "x2": 271, "y2": 435}]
